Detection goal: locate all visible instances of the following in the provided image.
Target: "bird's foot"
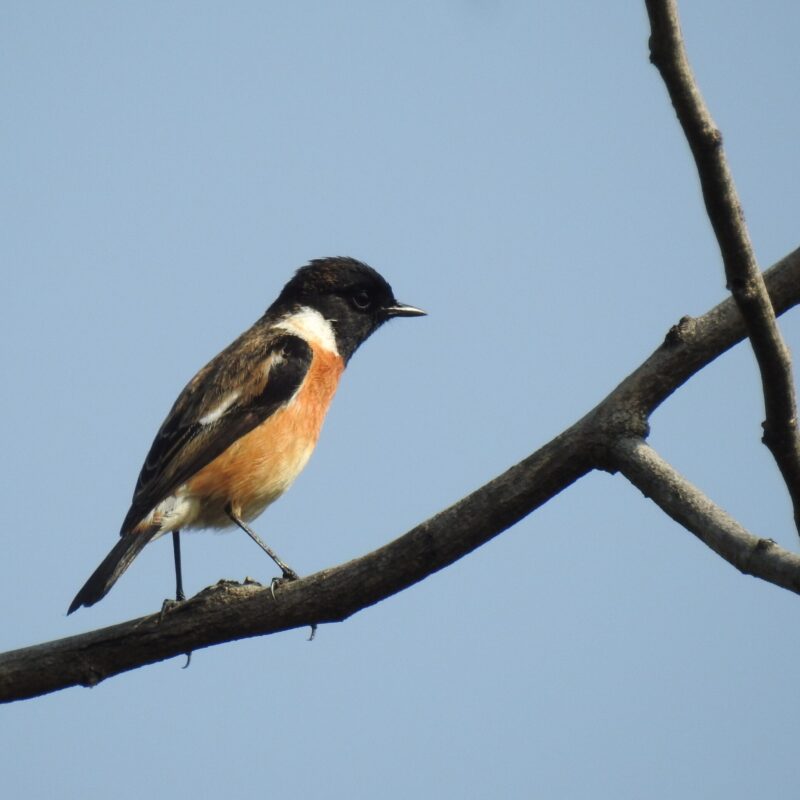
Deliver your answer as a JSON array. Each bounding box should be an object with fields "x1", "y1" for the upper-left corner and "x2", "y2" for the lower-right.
[
  {"x1": 269, "y1": 569, "x2": 300, "y2": 600},
  {"x1": 159, "y1": 597, "x2": 183, "y2": 622},
  {"x1": 158, "y1": 598, "x2": 192, "y2": 667}
]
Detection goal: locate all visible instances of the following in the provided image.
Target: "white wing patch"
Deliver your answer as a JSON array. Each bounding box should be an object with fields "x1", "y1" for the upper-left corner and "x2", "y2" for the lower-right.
[
  {"x1": 199, "y1": 391, "x2": 240, "y2": 426},
  {"x1": 276, "y1": 306, "x2": 338, "y2": 355}
]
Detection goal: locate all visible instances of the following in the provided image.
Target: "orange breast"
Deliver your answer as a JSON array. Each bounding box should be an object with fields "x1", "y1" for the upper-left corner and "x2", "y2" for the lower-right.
[{"x1": 185, "y1": 346, "x2": 344, "y2": 528}]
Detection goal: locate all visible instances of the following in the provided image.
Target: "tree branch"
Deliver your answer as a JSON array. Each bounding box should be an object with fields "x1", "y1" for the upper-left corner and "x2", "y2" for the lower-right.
[
  {"x1": 2, "y1": 432, "x2": 594, "y2": 704},
  {"x1": 645, "y1": 0, "x2": 800, "y2": 530},
  {"x1": 611, "y1": 437, "x2": 800, "y2": 593},
  {"x1": 2, "y1": 1, "x2": 799, "y2": 705},
  {"x1": 2, "y1": 247, "x2": 800, "y2": 704}
]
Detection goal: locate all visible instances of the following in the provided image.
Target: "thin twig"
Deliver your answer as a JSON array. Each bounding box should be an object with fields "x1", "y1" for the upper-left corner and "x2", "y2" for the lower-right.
[
  {"x1": 612, "y1": 437, "x2": 800, "y2": 593},
  {"x1": 645, "y1": 0, "x2": 800, "y2": 532}
]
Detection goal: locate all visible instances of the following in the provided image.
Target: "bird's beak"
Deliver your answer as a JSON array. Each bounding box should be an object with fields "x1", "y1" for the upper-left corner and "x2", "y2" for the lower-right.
[{"x1": 384, "y1": 302, "x2": 427, "y2": 318}]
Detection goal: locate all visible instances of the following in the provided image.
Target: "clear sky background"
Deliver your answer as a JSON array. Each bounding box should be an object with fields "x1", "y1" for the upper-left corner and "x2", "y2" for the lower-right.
[{"x1": 3, "y1": 2, "x2": 800, "y2": 798}]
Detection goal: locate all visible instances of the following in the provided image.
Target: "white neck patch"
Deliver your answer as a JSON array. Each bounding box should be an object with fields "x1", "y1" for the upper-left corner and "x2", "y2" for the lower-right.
[{"x1": 276, "y1": 306, "x2": 339, "y2": 355}]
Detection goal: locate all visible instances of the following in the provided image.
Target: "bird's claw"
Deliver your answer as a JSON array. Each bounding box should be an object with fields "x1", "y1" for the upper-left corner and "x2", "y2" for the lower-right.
[
  {"x1": 159, "y1": 597, "x2": 182, "y2": 623},
  {"x1": 268, "y1": 568, "x2": 301, "y2": 600}
]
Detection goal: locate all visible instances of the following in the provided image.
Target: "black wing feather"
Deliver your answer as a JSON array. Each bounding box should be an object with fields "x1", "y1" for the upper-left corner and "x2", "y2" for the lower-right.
[{"x1": 120, "y1": 330, "x2": 312, "y2": 533}]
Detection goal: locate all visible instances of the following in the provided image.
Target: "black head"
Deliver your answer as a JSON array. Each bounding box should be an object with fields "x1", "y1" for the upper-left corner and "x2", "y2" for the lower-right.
[{"x1": 268, "y1": 257, "x2": 425, "y2": 362}]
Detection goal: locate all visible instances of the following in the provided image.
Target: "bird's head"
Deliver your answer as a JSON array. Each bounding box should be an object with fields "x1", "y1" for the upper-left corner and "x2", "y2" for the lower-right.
[{"x1": 268, "y1": 256, "x2": 426, "y2": 362}]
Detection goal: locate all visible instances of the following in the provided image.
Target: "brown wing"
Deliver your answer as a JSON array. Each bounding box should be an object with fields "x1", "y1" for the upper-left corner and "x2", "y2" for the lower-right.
[{"x1": 119, "y1": 327, "x2": 313, "y2": 533}]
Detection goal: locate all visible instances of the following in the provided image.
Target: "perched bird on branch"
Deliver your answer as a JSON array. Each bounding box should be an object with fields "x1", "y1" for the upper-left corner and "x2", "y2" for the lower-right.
[{"x1": 68, "y1": 257, "x2": 425, "y2": 613}]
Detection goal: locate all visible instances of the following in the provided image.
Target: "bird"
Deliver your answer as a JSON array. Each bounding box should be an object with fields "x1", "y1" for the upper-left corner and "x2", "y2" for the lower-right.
[{"x1": 67, "y1": 257, "x2": 425, "y2": 614}]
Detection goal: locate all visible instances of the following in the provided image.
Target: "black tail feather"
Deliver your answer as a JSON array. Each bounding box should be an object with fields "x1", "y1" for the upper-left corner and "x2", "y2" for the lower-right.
[{"x1": 67, "y1": 530, "x2": 159, "y2": 614}]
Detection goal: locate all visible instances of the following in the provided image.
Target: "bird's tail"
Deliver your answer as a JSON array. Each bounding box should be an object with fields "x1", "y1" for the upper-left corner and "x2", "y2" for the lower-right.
[{"x1": 67, "y1": 529, "x2": 160, "y2": 614}]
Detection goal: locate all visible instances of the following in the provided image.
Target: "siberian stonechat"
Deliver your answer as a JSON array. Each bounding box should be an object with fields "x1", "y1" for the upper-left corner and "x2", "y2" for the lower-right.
[{"x1": 68, "y1": 257, "x2": 424, "y2": 613}]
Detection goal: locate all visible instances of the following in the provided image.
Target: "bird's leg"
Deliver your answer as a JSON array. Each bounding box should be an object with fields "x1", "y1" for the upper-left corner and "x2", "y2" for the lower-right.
[
  {"x1": 169, "y1": 529, "x2": 192, "y2": 667},
  {"x1": 172, "y1": 530, "x2": 186, "y2": 602},
  {"x1": 224, "y1": 505, "x2": 299, "y2": 581}
]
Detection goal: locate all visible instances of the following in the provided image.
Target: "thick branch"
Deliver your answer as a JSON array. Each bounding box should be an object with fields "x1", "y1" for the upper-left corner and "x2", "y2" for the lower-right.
[
  {"x1": 2, "y1": 247, "x2": 800, "y2": 704},
  {"x1": 0, "y1": 429, "x2": 593, "y2": 703},
  {"x1": 645, "y1": 0, "x2": 800, "y2": 530}
]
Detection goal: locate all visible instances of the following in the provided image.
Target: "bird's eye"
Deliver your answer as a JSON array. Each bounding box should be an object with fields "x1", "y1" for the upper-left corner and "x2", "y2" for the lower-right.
[{"x1": 352, "y1": 289, "x2": 371, "y2": 310}]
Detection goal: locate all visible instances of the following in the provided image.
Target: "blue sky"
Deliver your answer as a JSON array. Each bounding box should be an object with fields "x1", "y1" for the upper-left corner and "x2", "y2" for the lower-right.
[{"x1": 3, "y1": 2, "x2": 800, "y2": 798}]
